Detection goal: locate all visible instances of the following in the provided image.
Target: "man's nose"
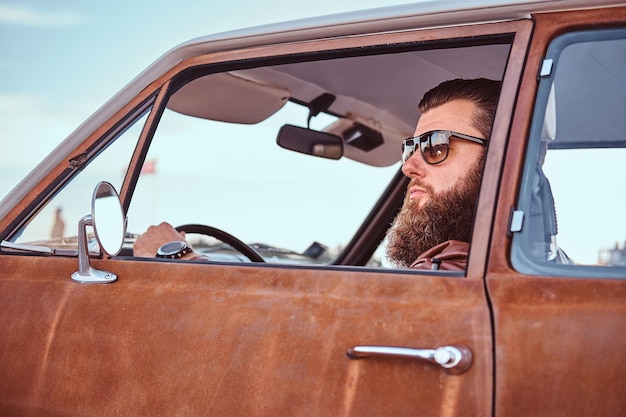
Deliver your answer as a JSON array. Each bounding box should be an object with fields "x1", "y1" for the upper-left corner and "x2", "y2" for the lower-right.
[{"x1": 401, "y1": 153, "x2": 425, "y2": 179}]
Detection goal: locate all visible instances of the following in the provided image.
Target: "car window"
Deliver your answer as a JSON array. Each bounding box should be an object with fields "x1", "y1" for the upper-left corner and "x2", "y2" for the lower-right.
[
  {"x1": 511, "y1": 29, "x2": 626, "y2": 279},
  {"x1": 12, "y1": 108, "x2": 151, "y2": 251},
  {"x1": 127, "y1": 43, "x2": 510, "y2": 267}
]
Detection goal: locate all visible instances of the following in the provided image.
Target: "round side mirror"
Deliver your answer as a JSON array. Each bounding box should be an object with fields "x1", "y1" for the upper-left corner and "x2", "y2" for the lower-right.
[{"x1": 92, "y1": 181, "x2": 126, "y2": 256}]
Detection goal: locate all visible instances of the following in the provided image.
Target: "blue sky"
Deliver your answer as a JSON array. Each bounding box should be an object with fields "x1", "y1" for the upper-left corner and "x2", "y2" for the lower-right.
[{"x1": 0, "y1": 0, "x2": 418, "y2": 198}]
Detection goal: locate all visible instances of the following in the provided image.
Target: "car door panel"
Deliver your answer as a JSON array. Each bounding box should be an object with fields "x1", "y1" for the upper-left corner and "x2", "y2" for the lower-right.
[
  {"x1": 0, "y1": 255, "x2": 492, "y2": 416},
  {"x1": 488, "y1": 276, "x2": 626, "y2": 416}
]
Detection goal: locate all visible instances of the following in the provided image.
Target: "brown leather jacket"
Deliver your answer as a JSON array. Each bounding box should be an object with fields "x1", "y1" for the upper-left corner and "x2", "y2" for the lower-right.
[{"x1": 410, "y1": 240, "x2": 469, "y2": 271}]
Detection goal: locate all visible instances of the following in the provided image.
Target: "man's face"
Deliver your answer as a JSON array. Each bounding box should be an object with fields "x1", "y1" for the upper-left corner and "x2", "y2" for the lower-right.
[
  {"x1": 401, "y1": 99, "x2": 485, "y2": 208},
  {"x1": 385, "y1": 99, "x2": 486, "y2": 267}
]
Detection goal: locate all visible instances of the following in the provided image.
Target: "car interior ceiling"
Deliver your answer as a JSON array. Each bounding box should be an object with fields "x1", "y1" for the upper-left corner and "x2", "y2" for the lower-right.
[{"x1": 167, "y1": 42, "x2": 512, "y2": 168}]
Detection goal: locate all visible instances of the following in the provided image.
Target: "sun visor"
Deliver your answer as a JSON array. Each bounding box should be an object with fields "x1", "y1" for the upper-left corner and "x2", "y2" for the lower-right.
[{"x1": 167, "y1": 72, "x2": 290, "y2": 124}]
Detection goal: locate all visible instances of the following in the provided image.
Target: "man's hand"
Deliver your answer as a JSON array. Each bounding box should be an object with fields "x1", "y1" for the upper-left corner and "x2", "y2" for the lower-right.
[{"x1": 134, "y1": 222, "x2": 188, "y2": 258}]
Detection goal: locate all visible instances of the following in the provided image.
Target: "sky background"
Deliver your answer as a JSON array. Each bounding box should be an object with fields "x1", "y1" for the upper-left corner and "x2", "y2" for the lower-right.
[{"x1": 0, "y1": 0, "x2": 419, "y2": 199}]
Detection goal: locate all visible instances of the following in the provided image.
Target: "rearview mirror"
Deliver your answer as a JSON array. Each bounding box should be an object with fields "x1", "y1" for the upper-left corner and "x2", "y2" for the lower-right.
[{"x1": 277, "y1": 124, "x2": 343, "y2": 160}]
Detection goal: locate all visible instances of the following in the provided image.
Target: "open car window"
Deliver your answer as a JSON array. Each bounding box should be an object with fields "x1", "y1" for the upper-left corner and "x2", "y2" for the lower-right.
[
  {"x1": 511, "y1": 28, "x2": 626, "y2": 279},
  {"x1": 6, "y1": 38, "x2": 512, "y2": 269},
  {"x1": 129, "y1": 43, "x2": 510, "y2": 267}
]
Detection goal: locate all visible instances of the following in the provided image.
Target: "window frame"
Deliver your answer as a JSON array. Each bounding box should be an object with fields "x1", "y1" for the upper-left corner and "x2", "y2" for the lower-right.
[
  {"x1": 123, "y1": 31, "x2": 521, "y2": 272},
  {"x1": 510, "y1": 28, "x2": 626, "y2": 280}
]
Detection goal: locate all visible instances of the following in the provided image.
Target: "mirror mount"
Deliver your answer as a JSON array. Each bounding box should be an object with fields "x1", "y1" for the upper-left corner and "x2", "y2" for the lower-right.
[
  {"x1": 306, "y1": 93, "x2": 335, "y2": 128},
  {"x1": 71, "y1": 181, "x2": 126, "y2": 284},
  {"x1": 72, "y1": 214, "x2": 117, "y2": 284}
]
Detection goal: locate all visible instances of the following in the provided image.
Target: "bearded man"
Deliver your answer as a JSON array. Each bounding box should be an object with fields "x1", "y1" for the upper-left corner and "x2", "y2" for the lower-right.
[{"x1": 385, "y1": 78, "x2": 501, "y2": 270}]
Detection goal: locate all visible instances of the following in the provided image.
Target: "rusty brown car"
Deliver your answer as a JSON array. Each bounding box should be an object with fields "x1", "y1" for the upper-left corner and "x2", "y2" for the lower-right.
[{"x1": 1, "y1": 0, "x2": 625, "y2": 415}]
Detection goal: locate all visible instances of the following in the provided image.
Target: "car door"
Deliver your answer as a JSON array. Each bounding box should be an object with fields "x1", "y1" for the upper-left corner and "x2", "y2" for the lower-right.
[
  {"x1": 488, "y1": 6, "x2": 626, "y2": 417},
  {"x1": 0, "y1": 19, "x2": 531, "y2": 417}
]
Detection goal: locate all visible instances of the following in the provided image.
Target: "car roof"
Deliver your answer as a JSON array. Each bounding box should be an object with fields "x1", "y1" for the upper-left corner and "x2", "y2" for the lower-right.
[
  {"x1": 174, "y1": 0, "x2": 620, "y2": 49},
  {"x1": 108, "y1": 0, "x2": 624, "y2": 111}
]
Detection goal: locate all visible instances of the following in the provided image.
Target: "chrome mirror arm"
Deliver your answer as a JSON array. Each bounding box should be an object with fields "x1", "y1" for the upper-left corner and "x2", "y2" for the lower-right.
[{"x1": 71, "y1": 214, "x2": 117, "y2": 284}]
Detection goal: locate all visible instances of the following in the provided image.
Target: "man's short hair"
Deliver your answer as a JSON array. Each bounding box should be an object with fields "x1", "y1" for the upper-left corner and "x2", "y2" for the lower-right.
[{"x1": 418, "y1": 78, "x2": 501, "y2": 139}]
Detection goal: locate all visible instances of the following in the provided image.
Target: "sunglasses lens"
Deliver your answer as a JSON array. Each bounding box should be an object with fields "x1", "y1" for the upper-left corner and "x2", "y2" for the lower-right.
[
  {"x1": 421, "y1": 131, "x2": 449, "y2": 164},
  {"x1": 402, "y1": 139, "x2": 415, "y2": 163},
  {"x1": 402, "y1": 131, "x2": 450, "y2": 164}
]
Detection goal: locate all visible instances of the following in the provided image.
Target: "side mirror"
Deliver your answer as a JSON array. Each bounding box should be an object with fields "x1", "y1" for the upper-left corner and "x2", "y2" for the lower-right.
[
  {"x1": 277, "y1": 124, "x2": 343, "y2": 160},
  {"x1": 71, "y1": 181, "x2": 127, "y2": 284}
]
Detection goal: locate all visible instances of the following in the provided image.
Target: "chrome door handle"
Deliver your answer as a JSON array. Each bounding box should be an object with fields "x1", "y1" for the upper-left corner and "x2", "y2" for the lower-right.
[{"x1": 346, "y1": 345, "x2": 472, "y2": 374}]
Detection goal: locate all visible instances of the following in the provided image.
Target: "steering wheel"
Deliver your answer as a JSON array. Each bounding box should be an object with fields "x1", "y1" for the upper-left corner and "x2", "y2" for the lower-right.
[{"x1": 175, "y1": 224, "x2": 265, "y2": 263}]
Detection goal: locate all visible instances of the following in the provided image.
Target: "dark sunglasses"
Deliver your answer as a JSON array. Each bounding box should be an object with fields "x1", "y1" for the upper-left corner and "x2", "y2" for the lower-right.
[{"x1": 401, "y1": 130, "x2": 487, "y2": 165}]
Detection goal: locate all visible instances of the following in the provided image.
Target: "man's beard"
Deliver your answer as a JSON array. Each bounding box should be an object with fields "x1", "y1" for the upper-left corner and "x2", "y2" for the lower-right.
[{"x1": 385, "y1": 160, "x2": 482, "y2": 268}]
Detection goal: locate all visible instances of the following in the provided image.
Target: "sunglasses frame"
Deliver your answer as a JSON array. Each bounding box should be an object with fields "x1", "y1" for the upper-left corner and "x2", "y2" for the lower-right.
[{"x1": 401, "y1": 130, "x2": 487, "y2": 165}]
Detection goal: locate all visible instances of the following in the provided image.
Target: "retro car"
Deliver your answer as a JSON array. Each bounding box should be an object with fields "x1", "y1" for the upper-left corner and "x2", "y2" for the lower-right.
[{"x1": 1, "y1": 0, "x2": 625, "y2": 415}]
